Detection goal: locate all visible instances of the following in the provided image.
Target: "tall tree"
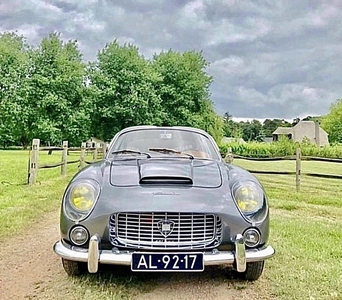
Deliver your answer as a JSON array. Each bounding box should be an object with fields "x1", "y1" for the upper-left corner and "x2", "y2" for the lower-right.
[
  {"x1": 152, "y1": 50, "x2": 214, "y2": 128},
  {"x1": 88, "y1": 41, "x2": 163, "y2": 140},
  {"x1": 222, "y1": 112, "x2": 242, "y2": 138},
  {"x1": 0, "y1": 32, "x2": 31, "y2": 147},
  {"x1": 321, "y1": 99, "x2": 342, "y2": 143},
  {"x1": 26, "y1": 32, "x2": 89, "y2": 146}
]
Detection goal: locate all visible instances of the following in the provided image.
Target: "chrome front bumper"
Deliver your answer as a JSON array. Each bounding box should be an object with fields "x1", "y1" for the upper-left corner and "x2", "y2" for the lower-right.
[{"x1": 53, "y1": 234, "x2": 275, "y2": 273}]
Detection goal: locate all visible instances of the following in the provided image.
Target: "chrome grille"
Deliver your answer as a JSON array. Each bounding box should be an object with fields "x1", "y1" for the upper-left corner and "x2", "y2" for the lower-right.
[{"x1": 109, "y1": 212, "x2": 222, "y2": 249}]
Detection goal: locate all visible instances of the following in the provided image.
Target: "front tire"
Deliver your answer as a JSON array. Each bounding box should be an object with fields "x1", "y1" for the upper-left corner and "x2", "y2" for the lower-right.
[
  {"x1": 239, "y1": 261, "x2": 265, "y2": 281},
  {"x1": 62, "y1": 258, "x2": 87, "y2": 276}
]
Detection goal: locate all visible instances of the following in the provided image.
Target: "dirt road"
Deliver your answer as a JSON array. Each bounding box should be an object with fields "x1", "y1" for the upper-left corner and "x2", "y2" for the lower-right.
[{"x1": 0, "y1": 210, "x2": 273, "y2": 299}]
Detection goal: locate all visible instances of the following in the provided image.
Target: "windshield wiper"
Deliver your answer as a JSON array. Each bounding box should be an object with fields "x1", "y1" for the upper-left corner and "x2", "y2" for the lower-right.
[
  {"x1": 112, "y1": 149, "x2": 151, "y2": 158},
  {"x1": 149, "y1": 148, "x2": 194, "y2": 159}
]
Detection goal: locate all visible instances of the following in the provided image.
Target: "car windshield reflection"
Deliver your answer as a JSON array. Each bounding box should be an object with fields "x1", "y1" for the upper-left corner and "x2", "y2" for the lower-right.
[{"x1": 108, "y1": 128, "x2": 220, "y2": 160}]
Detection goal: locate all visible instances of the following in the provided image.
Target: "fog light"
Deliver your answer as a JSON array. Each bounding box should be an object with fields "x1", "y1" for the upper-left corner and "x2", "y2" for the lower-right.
[
  {"x1": 70, "y1": 226, "x2": 89, "y2": 246},
  {"x1": 243, "y1": 228, "x2": 261, "y2": 247}
]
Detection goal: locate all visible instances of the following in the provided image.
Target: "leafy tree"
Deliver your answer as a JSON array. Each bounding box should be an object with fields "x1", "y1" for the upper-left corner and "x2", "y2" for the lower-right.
[
  {"x1": 222, "y1": 112, "x2": 243, "y2": 138},
  {"x1": 152, "y1": 50, "x2": 213, "y2": 128},
  {"x1": 25, "y1": 32, "x2": 89, "y2": 146},
  {"x1": 88, "y1": 41, "x2": 164, "y2": 140},
  {"x1": 195, "y1": 100, "x2": 223, "y2": 142},
  {"x1": 302, "y1": 115, "x2": 322, "y2": 122},
  {"x1": 321, "y1": 99, "x2": 342, "y2": 143},
  {"x1": 240, "y1": 120, "x2": 263, "y2": 141},
  {"x1": 262, "y1": 119, "x2": 291, "y2": 137},
  {"x1": 0, "y1": 32, "x2": 31, "y2": 147},
  {"x1": 222, "y1": 112, "x2": 234, "y2": 137}
]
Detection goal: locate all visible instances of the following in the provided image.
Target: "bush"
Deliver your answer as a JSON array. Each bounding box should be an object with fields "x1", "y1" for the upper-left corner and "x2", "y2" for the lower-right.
[{"x1": 219, "y1": 139, "x2": 342, "y2": 159}]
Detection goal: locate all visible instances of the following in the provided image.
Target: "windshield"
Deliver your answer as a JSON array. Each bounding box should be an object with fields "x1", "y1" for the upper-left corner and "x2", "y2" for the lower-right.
[{"x1": 108, "y1": 128, "x2": 220, "y2": 160}]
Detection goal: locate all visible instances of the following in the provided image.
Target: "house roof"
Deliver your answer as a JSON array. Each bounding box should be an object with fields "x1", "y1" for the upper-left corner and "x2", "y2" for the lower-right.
[
  {"x1": 272, "y1": 127, "x2": 292, "y2": 135},
  {"x1": 293, "y1": 120, "x2": 325, "y2": 130},
  {"x1": 273, "y1": 121, "x2": 329, "y2": 137}
]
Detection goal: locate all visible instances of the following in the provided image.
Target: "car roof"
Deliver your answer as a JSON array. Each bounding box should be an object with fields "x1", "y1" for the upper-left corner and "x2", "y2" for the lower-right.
[{"x1": 117, "y1": 125, "x2": 210, "y2": 136}]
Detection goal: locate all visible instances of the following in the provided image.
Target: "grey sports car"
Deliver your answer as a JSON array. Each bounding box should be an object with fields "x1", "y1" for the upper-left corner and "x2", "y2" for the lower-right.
[{"x1": 53, "y1": 126, "x2": 275, "y2": 280}]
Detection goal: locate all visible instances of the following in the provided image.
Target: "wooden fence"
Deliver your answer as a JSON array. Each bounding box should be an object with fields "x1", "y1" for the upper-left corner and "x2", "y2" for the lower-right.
[
  {"x1": 28, "y1": 139, "x2": 107, "y2": 185},
  {"x1": 225, "y1": 148, "x2": 342, "y2": 191},
  {"x1": 28, "y1": 141, "x2": 341, "y2": 189}
]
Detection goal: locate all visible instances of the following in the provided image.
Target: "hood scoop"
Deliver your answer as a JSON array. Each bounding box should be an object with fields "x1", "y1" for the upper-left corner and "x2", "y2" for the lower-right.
[
  {"x1": 138, "y1": 159, "x2": 193, "y2": 184},
  {"x1": 110, "y1": 159, "x2": 222, "y2": 188}
]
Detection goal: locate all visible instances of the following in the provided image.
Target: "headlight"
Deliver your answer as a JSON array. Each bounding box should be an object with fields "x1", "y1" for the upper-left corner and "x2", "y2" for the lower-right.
[
  {"x1": 64, "y1": 179, "x2": 100, "y2": 221},
  {"x1": 232, "y1": 181, "x2": 264, "y2": 215},
  {"x1": 70, "y1": 183, "x2": 97, "y2": 211}
]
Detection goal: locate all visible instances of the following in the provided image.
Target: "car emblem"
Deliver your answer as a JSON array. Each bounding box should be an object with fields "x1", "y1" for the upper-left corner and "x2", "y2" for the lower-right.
[{"x1": 157, "y1": 219, "x2": 175, "y2": 238}]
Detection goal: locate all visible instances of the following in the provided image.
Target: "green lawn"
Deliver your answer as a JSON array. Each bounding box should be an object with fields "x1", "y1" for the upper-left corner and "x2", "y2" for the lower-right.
[
  {"x1": 0, "y1": 152, "x2": 341, "y2": 299},
  {"x1": 0, "y1": 150, "x2": 79, "y2": 239},
  {"x1": 233, "y1": 159, "x2": 341, "y2": 299}
]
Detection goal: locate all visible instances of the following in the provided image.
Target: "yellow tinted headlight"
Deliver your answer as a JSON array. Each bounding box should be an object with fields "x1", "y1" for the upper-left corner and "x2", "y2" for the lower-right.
[
  {"x1": 64, "y1": 179, "x2": 100, "y2": 221},
  {"x1": 233, "y1": 182, "x2": 263, "y2": 213},
  {"x1": 70, "y1": 183, "x2": 97, "y2": 211}
]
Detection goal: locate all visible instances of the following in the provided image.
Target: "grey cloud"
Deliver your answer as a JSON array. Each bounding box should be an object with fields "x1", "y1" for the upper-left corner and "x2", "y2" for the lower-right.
[{"x1": 1, "y1": 0, "x2": 341, "y2": 119}]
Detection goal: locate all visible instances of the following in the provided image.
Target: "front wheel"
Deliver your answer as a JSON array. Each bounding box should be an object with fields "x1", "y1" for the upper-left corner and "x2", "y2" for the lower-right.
[
  {"x1": 62, "y1": 258, "x2": 87, "y2": 276},
  {"x1": 239, "y1": 261, "x2": 265, "y2": 281}
]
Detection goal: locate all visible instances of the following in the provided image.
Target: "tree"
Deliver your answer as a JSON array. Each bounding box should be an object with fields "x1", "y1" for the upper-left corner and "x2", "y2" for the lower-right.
[
  {"x1": 321, "y1": 99, "x2": 342, "y2": 143},
  {"x1": 88, "y1": 41, "x2": 164, "y2": 140},
  {"x1": 222, "y1": 112, "x2": 243, "y2": 138},
  {"x1": 239, "y1": 120, "x2": 263, "y2": 141},
  {"x1": 223, "y1": 112, "x2": 234, "y2": 137},
  {"x1": 195, "y1": 100, "x2": 223, "y2": 142},
  {"x1": 152, "y1": 50, "x2": 214, "y2": 128},
  {"x1": 262, "y1": 119, "x2": 291, "y2": 137},
  {"x1": 0, "y1": 32, "x2": 31, "y2": 147},
  {"x1": 25, "y1": 32, "x2": 89, "y2": 146}
]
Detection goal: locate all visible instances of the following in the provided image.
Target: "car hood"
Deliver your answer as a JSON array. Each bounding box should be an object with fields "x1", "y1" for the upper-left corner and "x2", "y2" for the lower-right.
[{"x1": 110, "y1": 158, "x2": 222, "y2": 188}]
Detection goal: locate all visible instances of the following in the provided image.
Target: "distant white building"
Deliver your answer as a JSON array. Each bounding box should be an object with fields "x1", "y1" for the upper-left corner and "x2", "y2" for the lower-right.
[
  {"x1": 272, "y1": 121, "x2": 329, "y2": 146},
  {"x1": 86, "y1": 137, "x2": 105, "y2": 148}
]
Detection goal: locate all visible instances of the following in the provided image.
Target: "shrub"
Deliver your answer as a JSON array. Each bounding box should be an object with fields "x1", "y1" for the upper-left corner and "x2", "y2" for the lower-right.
[{"x1": 219, "y1": 139, "x2": 342, "y2": 159}]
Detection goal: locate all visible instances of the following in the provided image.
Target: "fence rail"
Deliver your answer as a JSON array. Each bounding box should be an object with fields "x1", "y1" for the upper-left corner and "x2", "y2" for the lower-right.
[
  {"x1": 28, "y1": 139, "x2": 106, "y2": 185},
  {"x1": 226, "y1": 148, "x2": 342, "y2": 191},
  {"x1": 232, "y1": 154, "x2": 342, "y2": 163},
  {"x1": 28, "y1": 141, "x2": 341, "y2": 189}
]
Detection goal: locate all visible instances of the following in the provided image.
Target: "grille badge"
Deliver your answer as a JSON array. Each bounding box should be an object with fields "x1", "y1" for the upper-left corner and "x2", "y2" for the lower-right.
[{"x1": 157, "y1": 219, "x2": 175, "y2": 238}]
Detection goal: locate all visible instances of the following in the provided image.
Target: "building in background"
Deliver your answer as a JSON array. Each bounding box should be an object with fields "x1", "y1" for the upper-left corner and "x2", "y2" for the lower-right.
[{"x1": 272, "y1": 121, "x2": 329, "y2": 146}]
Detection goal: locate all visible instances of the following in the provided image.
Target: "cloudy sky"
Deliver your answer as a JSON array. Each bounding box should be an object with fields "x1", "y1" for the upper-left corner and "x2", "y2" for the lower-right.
[{"x1": 1, "y1": 0, "x2": 341, "y2": 120}]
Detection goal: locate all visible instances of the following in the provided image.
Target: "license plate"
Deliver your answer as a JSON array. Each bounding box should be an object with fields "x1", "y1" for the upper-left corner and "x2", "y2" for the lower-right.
[{"x1": 131, "y1": 253, "x2": 204, "y2": 272}]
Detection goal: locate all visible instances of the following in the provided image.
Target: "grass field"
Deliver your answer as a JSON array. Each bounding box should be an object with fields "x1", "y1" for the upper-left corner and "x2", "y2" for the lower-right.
[
  {"x1": 233, "y1": 159, "x2": 341, "y2": 299},
  {"x1": 0, "y1": 151, "x2": 341, "y2": 299},
  {"x1": 0, "y1": 150, "x2": 79, "y2": 239}
]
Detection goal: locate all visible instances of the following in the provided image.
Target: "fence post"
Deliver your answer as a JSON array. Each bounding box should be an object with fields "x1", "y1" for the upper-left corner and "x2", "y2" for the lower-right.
[
  {"x1": 61, "y1": 141, "x2": 68, "y2": 176},
  {"x1": 79, "y1": 142, "x2": 86, "y2": 170},
  {"x1": 101, "y1": 142, "x2": 107, "y2": 158},
  {"x1": 28, "y1": 139, "x2": 40, "y2": 185},
  {"x1": 225, "y1": 147, "x2": 234, "y2": 164},
  {"x1": 93, "y1": 143, "x2": 100, "y2": 160},
  {"x1": 296, "y1": 148, "x2": 301, "y2": 191}
]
